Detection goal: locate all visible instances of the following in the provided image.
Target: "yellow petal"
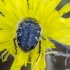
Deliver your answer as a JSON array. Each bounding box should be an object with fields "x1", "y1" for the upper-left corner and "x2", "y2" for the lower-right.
[
  {"x1": 59, "y1": 3, "x2": 70, "y2": 16},
  {"x1": 48, "y1": 18, "x2": 70, "y2": 45},
  {"x1": 10, "y1": 47, "x2": 29, "y2": 70}
]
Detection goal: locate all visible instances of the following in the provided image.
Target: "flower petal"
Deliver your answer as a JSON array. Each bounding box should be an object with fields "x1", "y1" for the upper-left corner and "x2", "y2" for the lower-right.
[
  {"x1": 10, "y1": 47, "x2": 29, "y2": 70},
  {"x1": 47, "y1": 18, "x2": 70, "y2": 45}
]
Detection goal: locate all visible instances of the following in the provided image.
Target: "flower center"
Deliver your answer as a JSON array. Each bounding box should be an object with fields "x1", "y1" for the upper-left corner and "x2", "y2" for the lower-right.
[{"x1": 17, "y1": 18, "x2": 41, "y2": 52}]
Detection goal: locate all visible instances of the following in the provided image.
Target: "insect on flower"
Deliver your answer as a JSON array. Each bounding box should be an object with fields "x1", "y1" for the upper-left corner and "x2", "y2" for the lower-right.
[
  {"x1": 0, "y1": 0, "x2": 70, "y2": 70},
  {"x1": 13, "y1": 18, "x2": 44, "y2": 56}
]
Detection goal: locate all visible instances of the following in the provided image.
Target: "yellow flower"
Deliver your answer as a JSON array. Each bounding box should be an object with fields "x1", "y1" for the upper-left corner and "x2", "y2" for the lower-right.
[{"x1": 0, "y1": 0, "x2": 70, "y2": 70}]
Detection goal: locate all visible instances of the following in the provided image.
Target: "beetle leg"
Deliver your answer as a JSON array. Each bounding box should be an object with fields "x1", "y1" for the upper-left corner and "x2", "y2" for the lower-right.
[
  {"x1": 33, "y1": 40, "x2": 41, "y2": 70},
  {"x1": 13, "y1": 38, "x2": 17, "y2": 54},
  {"x1": 36, "y1": 40, "x2": 41, "y2": 61},
  {"x1": 39, "y1": 40, "x2": 41, "y2": 54},
  {"x1": 42, "y1": 36, "x2": 46, "y2": 40}
]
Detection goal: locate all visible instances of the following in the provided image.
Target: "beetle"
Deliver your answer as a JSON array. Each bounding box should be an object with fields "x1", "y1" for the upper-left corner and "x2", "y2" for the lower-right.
[
  {"x1": 13, "y1": 18, "x2": 47, "y2": 62},
  {"x1": 13, "y1": 18, "x2": 42, "y2": 56}
]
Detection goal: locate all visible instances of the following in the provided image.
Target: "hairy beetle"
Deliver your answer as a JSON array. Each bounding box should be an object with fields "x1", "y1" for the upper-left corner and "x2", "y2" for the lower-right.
[{"x1": 13, "y1": 18, "x2": 41, "y2": 53}]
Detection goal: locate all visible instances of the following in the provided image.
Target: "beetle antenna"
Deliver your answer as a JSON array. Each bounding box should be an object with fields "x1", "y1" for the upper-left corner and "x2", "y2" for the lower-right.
[{"x1": 13, "y1": 38, "x2": 17, "y2": 54}]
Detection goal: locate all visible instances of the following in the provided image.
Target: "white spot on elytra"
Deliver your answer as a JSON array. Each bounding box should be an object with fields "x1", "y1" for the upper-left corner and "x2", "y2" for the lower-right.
[
  {"x1": 22, "y1": 45, "x2": 24, "y2": 46},
  {"x1": 20, "y1": 27, "x2": 22, "y2": 29},
  {"x1": 37, "y1": 31, "x2": 40, "y2": 33},
  {"x1": 18, "y1": 33, "x2": 21, "y2": 36},
  {"x1": 35, "y1": 37, "x2": 39, "y2": 41}
]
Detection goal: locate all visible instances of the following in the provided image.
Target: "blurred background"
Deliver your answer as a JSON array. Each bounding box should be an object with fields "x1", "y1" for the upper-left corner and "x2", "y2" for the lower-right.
[{"x1": 0, "y1": 0, "x2": 70, "y2": 70}]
